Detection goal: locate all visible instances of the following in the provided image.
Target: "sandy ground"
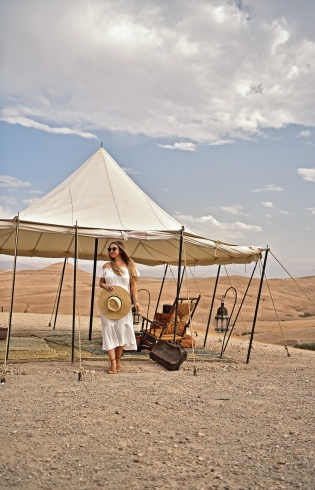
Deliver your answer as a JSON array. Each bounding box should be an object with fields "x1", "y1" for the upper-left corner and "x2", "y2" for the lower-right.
[
  {"x1": 1, "y1": 334, "x2": 315, "y2": 490},
  {"x1": 1, "y1": 266, "x2": 314, "y2": 488}
]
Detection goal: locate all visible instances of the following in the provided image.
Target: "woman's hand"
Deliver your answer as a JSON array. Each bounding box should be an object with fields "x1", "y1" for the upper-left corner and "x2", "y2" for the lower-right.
[
  {"x1": 134, "y1": 300, "x2": 141, "y2": 312},
  {"x1": 104, "y1": 284, "x2": 114, "y2": 291}
]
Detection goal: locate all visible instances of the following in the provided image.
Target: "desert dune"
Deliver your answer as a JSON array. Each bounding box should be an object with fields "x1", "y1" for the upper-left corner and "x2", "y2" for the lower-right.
[{"x1": 0, "y1": 263, "x2": 314, "y2": 348}]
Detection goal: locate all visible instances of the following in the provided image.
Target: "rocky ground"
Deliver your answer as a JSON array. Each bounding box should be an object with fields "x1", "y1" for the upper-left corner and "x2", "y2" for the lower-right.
[{"x1": 1, "y1": 337, "x2": 314, "y2": 490}]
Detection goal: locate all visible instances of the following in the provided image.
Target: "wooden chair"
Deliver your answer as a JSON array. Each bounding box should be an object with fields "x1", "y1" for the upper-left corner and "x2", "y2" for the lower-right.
[{"x1": 139, "y1": 296, "x2": 201, "y2": 351}]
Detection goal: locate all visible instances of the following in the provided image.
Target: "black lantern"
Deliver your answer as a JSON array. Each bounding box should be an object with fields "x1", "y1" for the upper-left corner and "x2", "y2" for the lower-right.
[
  {"x1": 214, "y1": 287, "x2": 237, "y2": 333},
  {"x1": 132, "y1": 304, "x2": 141, "y2": 325},
  {"x1": 214, "y1": 299, "x2": 230, "y2": 333}
]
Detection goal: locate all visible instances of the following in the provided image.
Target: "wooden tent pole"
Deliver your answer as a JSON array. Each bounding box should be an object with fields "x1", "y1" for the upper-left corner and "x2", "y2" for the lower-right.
[
  {"x1": 203, "y1": 265, "x2": 221, "y2": 348},
  {"x1": 246, "y1": 248, "x2": 269, "y2": 364},
  {"x1": 89, "y1": 238, "x2": 98, "y2": 340},
  {"x1": 71, "y1": 224, "x2": 78, "y2": 363},
  {"x1": 173, "y1": 227, "x2": 184, "y2": 343},
  {"x1": 5, "y1": 216, "x2": 20, "y2": 361}
]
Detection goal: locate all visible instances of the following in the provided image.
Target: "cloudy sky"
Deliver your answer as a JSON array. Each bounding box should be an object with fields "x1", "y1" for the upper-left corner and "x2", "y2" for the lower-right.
[{"x1": 0, "y1": 0, "x2": 314, "y2": 276}]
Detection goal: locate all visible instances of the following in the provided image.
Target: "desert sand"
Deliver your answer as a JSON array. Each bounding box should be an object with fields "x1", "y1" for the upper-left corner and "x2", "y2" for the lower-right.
[
  {"x1": 0, "y1": 264, "x2": 314, "y2": 489},
  {"x1": 0, "y1": 262, "x2": 314, "y2": 348}
]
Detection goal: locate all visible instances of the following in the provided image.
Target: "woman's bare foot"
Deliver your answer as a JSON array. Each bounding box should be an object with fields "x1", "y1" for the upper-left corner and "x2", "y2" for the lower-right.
[
  {"x1": 108, "y1": 359, "x2": 117, "y2": 374},
  {"x1": 116, "y1": 356, "x2": 122, "y2": 372}
]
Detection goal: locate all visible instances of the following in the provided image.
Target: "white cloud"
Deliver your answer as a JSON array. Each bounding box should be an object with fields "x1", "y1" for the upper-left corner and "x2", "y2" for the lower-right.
[
  {"x1": 306, "y1": 207, "x2": 315, "y2": 215},
  {"x1": 296, "y1": 130, "x2": 311, "y2": 137},
  {"x1": 1, "y1": 1, "x2": 315, "y2": 143},
  {"x1": 297, "y1": 167, "x2": 315, "y2": 182},
  {"x1": 279, "y1": 210, "x2": 290, "y2": 215},
  {"x1": 173, "y1": 212, "x2": 262, "y2": 240},
  {"x1": 266, "y1": 214, "x2": 271, "y2": 218},
  {"x1": 0, "y1": 196, "x2": 16, "y2": 205},
  {"x1": 208, "y1": 140, "x2": 234, "y2": 146},
  {"x1": 252, "y1": 184, "x2": 284, "y2": 192},
  {"x1": 0, "y1": 116, "x2": 98, "y2": 140},
  {"x1": 28, "y1": 190, "x2": 43, "y2": 195},
  {"x1": 0, "y1": 175, "x2": 31, "y2": 188},
  {"x1": 22, "y1": 198, "x2": 40, "y2": 206},
  {"x1": 157, "y1": 142, "x2": 197, "y2": 151},
  {"x1": 0, "y1": 205, "x2": 14, "y2": 218},
  {"x1": 261, "y1": 201, "x2": 274, "y2": 208},
  {"x1": 220, "y1": 205, "x2": 244, "y2": 215},
  {"x1": 122, "y1": 167, "x2": 139, "y2": 175}
]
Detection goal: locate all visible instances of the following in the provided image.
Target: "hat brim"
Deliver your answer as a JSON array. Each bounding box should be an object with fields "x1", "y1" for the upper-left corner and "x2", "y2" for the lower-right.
[{"x1": 98, "y1": 286, "x2": 132, "y2": 320}]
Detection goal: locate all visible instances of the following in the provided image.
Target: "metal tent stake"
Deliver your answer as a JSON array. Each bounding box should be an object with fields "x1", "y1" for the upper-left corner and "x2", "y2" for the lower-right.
[
  {"x1": 173, "y1": 227, "x2": 184, "y2": 344},
  {"x1": 6, "y1": 216, "x2": 20, "y2": 361},
  {"x1": 246, "y1": 248, "x2": 269, "y2": 364},
  {"x1": 203, "y1": 265, "x2": 221, "y2": 348},
  {"x1": 89, "y1": 238, "x2": 98, "y2": 340},
  {"x1": 71, "y1": 224, "x2": 78, "y2": 363}
]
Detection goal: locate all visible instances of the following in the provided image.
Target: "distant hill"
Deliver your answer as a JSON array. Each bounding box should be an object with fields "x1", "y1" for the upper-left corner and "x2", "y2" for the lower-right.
[
  {"x1": 0, "y1": 259, "x2": 314, "y2": 279},
  {"x1": 0, "y1": 260, "x2": 39, "y2": 271}
]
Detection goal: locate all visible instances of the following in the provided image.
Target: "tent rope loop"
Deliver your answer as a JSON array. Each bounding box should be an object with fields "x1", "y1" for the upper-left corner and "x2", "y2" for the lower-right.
[{"x1": 215, "y1": 241, "x2": 220, "y2": 257}]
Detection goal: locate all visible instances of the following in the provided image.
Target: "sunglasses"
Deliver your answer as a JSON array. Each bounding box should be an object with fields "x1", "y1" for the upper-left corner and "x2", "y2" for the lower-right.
[{"x1": 108, "y1": 246, "x2": 118, "y2": 252}]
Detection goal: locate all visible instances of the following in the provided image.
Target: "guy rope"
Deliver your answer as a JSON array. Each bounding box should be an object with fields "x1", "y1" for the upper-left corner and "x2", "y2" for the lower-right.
[
  {"x1": 1, "y1": 215, "x2": 20, "y2": 383},
  {"x1": 261, "y1": 261, "x2": 291, "y2": 357},
  {"x1": 182, "y1": 238, "x2": 199, "y2": 375},
  {"x1": 76, "y1": 230, "x2": 85, "y2": 382}
]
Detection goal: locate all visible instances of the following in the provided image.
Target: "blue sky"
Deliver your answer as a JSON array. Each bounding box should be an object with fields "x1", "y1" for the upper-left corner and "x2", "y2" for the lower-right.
[{"x1": 0, "y1": 0, "x2": 314, "y2": 277}]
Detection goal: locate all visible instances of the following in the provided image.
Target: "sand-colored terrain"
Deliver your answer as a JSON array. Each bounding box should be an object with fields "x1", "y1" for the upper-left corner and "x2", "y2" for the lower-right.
[
  {"x1": 1, "y1": 264, "x2": 315, "y2": 489},
  {"x1": 1, "y1": 338, "x2": 315, "y2": 489},
  {"x1": 0, "y1": 263, "x2": 314, "y2": 348}
]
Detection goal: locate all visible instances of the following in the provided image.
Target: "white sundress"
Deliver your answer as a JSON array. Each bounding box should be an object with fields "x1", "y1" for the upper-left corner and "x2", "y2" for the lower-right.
[{"x1": 99, "y1": 266, "x2": 138, "y2": 351}]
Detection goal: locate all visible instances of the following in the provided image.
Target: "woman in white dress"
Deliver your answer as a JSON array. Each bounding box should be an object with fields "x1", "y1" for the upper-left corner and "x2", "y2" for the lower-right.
[{"x1": 99, "y1": 241, "x2": 140, "y2": 374}]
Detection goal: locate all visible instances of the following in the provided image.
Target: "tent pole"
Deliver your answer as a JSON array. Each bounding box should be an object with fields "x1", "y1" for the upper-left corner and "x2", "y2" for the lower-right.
[
  {"x1": 220, "y1": 260, "x2": 258, "y2": 356},
  {"x1": 53, "y1": 258, "x2": 67, "y2": 330},
  {"x1": 5, "y1": 216, "x2": 20, "y2": 362},
  {"x1": 71, "y1": 225, "x2": 78, "y2": 363},
  {"x1": 203, "y1": 265, "x2": 221, "y2": 348},
  {"x1": 173, "y1": 227, "x2": 184, "y2": 344},
  {"x1": 89, "y1": 238, "x2": 98, "y2": 340},
  {"x1": 154, "y1": 264, "x2": 168, "y2": 319},
  {"x1": 246, "y1": 249, "x2": 269, "y2": 364}
]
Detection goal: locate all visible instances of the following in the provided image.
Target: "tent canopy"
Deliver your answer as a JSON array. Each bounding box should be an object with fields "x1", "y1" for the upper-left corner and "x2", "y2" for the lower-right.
[{"x1": 0, "y1": 148, "x2": 264, "y2": 266}]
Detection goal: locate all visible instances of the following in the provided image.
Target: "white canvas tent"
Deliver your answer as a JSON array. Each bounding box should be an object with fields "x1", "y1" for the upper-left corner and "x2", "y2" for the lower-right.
[
  {"x1": 0, "y1": 147, "x2": 264, "y2": 265},
  {"x1": 0, "y1": 146, "x2": 268, "y2": 364}
]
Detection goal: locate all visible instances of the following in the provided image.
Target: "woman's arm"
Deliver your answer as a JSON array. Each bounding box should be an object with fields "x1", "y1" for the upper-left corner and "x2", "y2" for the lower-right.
[
  {"x1": 99, "y1": 263, "x2": 114, "y2": 291},
  {"x1": 130, "y1": 278, "x2": 141, "y2": 312}
]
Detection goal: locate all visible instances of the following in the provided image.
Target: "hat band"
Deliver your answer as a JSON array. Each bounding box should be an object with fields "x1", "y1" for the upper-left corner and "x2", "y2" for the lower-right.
[{"x1": 107, "y1": 296, "x2": 122, "y2": 312}]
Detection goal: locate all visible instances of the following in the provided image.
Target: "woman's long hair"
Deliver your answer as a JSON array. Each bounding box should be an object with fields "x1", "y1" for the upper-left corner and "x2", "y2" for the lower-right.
[{"x1": 109, "y1": 241, "x2": 138, "y2": 280}]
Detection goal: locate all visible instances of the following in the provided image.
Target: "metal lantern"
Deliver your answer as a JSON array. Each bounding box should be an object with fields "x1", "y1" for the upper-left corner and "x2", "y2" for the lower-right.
[
  {"x1": 132, "y1": 305, "x2": 142, "y2": 325},
  {"x1": 214, "y1": 299, "x2": 230, "y2": 333}
]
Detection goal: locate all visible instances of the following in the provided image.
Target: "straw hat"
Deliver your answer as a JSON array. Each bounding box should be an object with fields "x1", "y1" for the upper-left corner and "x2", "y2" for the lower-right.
[{"x1": 98, "y1": 286, "x2": 132, "y2": 320}]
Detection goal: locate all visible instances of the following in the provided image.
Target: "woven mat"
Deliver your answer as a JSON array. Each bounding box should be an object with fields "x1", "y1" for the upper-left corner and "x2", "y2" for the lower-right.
[{"x1": 0, "y1": 332, "x2": 234, "y2": 363}]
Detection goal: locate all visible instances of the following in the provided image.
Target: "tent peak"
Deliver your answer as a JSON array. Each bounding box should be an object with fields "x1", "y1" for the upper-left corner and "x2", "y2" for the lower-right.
[{"x1": 17, "y1": 146, "x2": 183, "y2": 231}]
